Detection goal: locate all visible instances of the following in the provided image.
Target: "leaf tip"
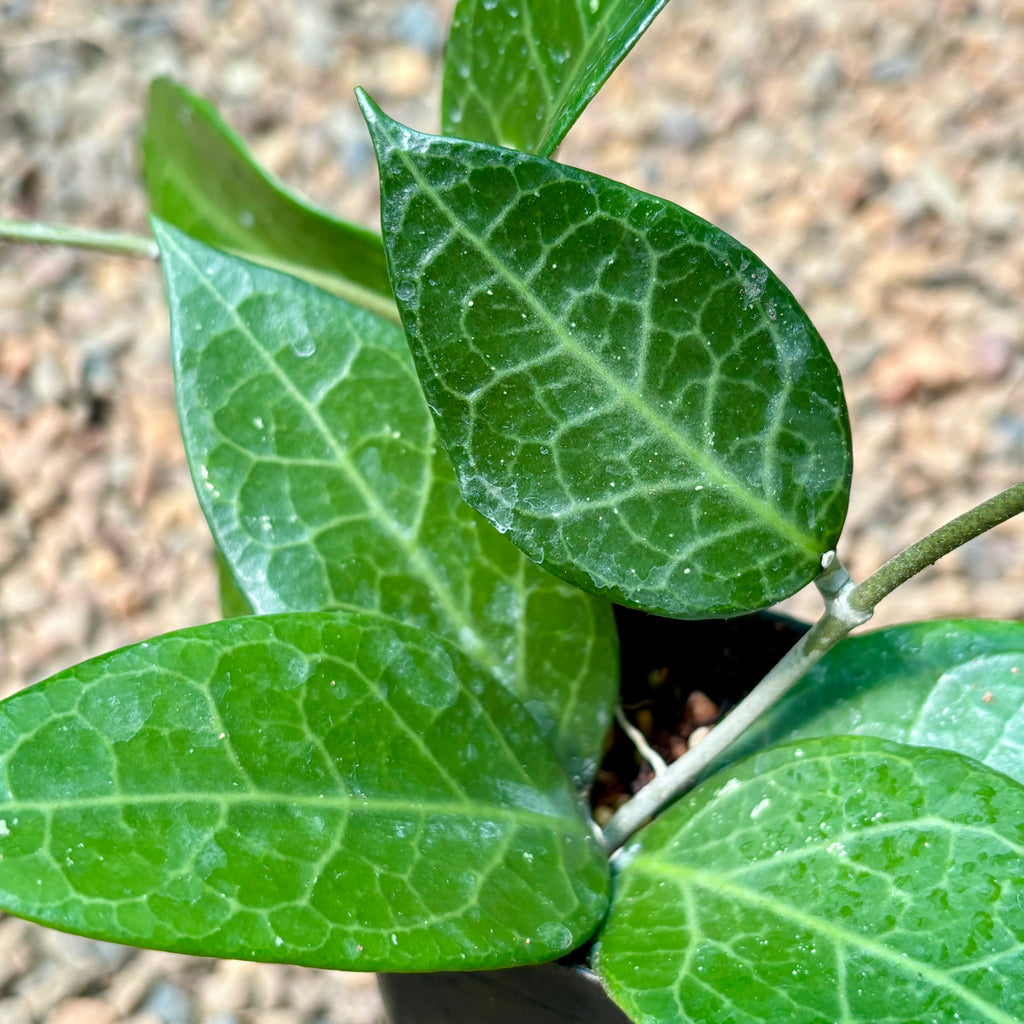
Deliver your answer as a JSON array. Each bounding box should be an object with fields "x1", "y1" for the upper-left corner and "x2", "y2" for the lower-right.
[
  {"x1": 355, "y1": 90, "x2": 414, "y2": 157},
  {"x1": 354, "y1": 87, "x2": 383, "y2": 132}
]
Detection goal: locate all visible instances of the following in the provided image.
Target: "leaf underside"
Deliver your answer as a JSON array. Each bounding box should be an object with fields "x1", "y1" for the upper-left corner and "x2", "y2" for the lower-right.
[
  {"x1": 361, "y1": 97, "x2": 852, "y2": 619},
  {"x1": 442, "y1": 0, "x2": 672, "y2": 156},
  {"x1": 153, "y1": 221, "x2": 617, "y2": 787},
  {"x1": 0, "y1": 612, "x2": 609, "y2": 971},
  {"x1": 710, "y1": 618, "x2": 1024, "y2": 785},
  {"x1": 596, "y1": 736, "x2": 1024, "y2": 1024},
  {"x1": 143, "y1": 77, "x2": 394, "y2": 318}
]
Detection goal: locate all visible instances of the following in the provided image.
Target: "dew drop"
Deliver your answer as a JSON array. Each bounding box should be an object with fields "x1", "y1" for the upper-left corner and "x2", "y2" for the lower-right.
[
  {"x1": 537, "y1": 922, "x2": 573, "y2": 950},
  {"x1": 395, "y1": 279, "x2": 416, "y2": 301},
  {"x1": 290, "y1": 333, "x2": 316, "y2": 358}
]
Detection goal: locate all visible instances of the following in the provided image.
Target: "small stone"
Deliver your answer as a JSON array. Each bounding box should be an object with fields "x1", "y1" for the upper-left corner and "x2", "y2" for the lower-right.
[
  {"x1": 393, "y1": 1, "x2": 444, "y2": 54},
  {"x1": 0, "y1": 996, "x2": 31, "y2": 1024},
  {"x1": 246, "y1": 1010, "x2": 302, "y2": 1024},
  {"x1": 870, "y1": 338, "x2": 968, "y2": 404},
  {"x1": 801, "y1": 52, "x2": 846, "y2": 109},
  {"x1": 657, "y1": 108, "x2": 709, "y2": 151},
  {"x1": 381, "y1": 45, "x2": 433, "y2": 99},
  {"x1": 45, "y1": 997, "x2": 118, "y2": 1024},
  {"x1": 138, "y1": 981, "x2": 192, "y2": 1024},
  {"x1": 28, "y1": 354, "x2": 66, "y2": 406},
  {"x1": 195, "y1": 965, "x2": 251, "y2": 1016},
  {"x1": 685, "y1": 690, "x2": 719, "y2": 727},
  {"x1": 974, "y1": 332, "x2": 1017, "y2": 380},
  {"x1": 688, "y1": 725, "x2": 713, "y2": 749},
  {"x1": 870, "y1": 52, "x2": 917, "y2": 83}
]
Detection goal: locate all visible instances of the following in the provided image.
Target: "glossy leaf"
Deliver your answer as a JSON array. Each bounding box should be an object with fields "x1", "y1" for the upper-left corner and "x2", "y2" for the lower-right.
[
  {"x1": 153, "y1": 220, "x2": 617, "y2": 787},
  {"x1": 596, "y1": 736, "x2": 1024, "y2": 1024},
  {"x1": 0, "y1": 612, "x2": 609, "y2": 970},
  {"x1": 217, "y1": 551, "x2": 254, "y2": 618},
  {"x1": 361, "y1": 97, "x2": 852, "y2": 618},
  {"x1": 442, "y1": 0, "x2": 671, "y2": 156},
  {"x1": 144, "y1": 77, "x2": 396, "y2": 323},
  {"x1": 714, "y1": 619, "x2": 1024, "y2": 784}
]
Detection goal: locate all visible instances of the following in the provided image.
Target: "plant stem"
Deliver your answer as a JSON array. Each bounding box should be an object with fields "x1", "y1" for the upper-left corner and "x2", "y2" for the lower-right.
[
  {"x1": 0, "y1": 218, "x2": 159, "y2": 259},
  {"x1": 600, "y1": 557, "x2": 866, "y2": 852},
  {"x1": 600, "y1": 480, "x2": 1024, "y2": 852},
  {"x1": 849, "y1": 480, "x2": 1024, "y2": 613},
  {"x1": 0, "y1": 217, "x2": 404, "y2": 324}
]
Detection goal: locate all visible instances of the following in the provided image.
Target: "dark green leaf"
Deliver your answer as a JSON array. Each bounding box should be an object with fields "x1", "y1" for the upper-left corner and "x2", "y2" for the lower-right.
[
  {"x1": 714, "y1": 618, "x2": 1024, "y2": 784},
  {"x1": 153, "y1": 220, "x2": 617, "y2": 787},
  {"x1": 143, "y1": 77, "x2": 396, "y2": 322},
  {"x1": 442, "y1": 0, "x2": 671, "y2": 156},
  {"x1": 596, "y1": 736, "x2": 1024, "y2": 1024},
  {"x1": 217, "y1": 551, "x2": 254, "y2": 618},
  {"x1": 360, "y1": 96, "x2": 851, "y2": 618},
  {"x1": 0, "y1": 612, "x2": 609, "y2": 970}
]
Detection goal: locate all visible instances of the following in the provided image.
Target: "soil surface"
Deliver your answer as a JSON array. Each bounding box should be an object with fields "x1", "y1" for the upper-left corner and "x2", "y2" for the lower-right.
[{"x1": 1, "y1": 1, "x2": 1022, "y2": 1021}]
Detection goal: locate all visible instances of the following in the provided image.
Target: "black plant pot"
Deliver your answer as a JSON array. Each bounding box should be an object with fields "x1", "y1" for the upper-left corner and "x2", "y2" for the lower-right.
[
  {"x1": 379, "y1": 608, "x2": 808, "y2": 1024},
  {"x1": 378, "y1": 964, "x2": 632, "y2": 1024}
]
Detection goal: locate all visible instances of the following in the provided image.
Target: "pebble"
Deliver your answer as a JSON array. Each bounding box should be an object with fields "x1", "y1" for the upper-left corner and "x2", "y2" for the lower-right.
[
  {"x1": 973, "y1": 332, "x2": 1017, "y2": 380},
  {"x1": 392, "y1": 1, "x2": 445, "y2": 53},
  {"x1": 685, "y1": 691, "x2": 720, "y2": 727},
  {"x1": 138, "y1": 982, "x2": 191, "y2": 1024},
  {"x1": 869, "y1": 52, "x2": 918, "y2": 83},
  {"x1": 688, "y1": 725, "x2": 713, "y2": 749},
  {"x1": 801, "y1": 51, "x2": 846, "y2": 110},
  {"x1": 45, "y1": 998, "x2": 119, "y2": 1024},
  {"x1": 657, "y1": 108, "x2": 709, "y2": 151}
]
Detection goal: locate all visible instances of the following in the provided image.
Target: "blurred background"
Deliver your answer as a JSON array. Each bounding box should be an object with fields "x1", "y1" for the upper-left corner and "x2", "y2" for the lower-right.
[{"x1": 0, "y1": 0, "x2": 1022, "y2": 1020}]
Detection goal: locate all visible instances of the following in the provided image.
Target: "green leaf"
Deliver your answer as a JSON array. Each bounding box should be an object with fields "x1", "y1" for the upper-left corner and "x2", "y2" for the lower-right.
[
  {"x1": 360, "y1": 96, "x2": 852, "y2": 619},
  {"x1": 143, "y1": 77, "x2": 397, "y2": 323},
  {"x1": 0, "y1": 612, "x2": 609, "y2": 970},
  {"x1": 596, "y1": 736, "x2": 1024, "y2": 1024},
  {"x1": 714, "y1": 618, "x2": 1024, "y2": 785},
  {"x1": 442, "y1": 0, "x2": 671, "y2": 156},
  {"x1": 153, "y1": 219, "x2": 617, "y2": 787},
  {"x1": 217, "y1": 551, "x2": 254, "y2": 618}
]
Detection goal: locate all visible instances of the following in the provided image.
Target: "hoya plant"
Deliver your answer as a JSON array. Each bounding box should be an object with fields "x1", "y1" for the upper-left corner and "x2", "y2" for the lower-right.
[{"x1": 2, "y1": 2, "x2": 1023, "y2": 1022}]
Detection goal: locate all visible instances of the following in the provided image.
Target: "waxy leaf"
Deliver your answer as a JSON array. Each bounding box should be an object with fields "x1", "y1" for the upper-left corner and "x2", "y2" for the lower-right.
[
  {"x1": 154, "y1": 220, "x2": 617, "y2": 787},
  {"x1": 0, "y1": 612, "x2": 609, "y2": 970},
  {"x1": 716, "y1": 619, "x2": 1024, "y2": 784},
  {"x1": 596, "y1": 737, "x2": 1024, "y2": 1024},
  {"x1": 442, "y1": 0, "x2": 671, "y2": 156},
  {"x1": 361, "y1": 97, "x2": 852, "y2": 618},
  {"x1": 218, "y1": 551, "x2": 254, "y2": 618},
  {"x1": 144, "y1": 78, "x2": 396, "y2": 323}
]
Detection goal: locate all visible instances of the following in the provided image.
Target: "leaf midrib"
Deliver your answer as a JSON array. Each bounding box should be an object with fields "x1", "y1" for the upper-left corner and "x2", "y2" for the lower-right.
[
  {"x1": 537, "y1": 0, "x2": 651, "y2": 156},
  {"x1": 383, "y1": 120, "x2": 819, "y2": 558},
  {"x1": 161, "y1": 227, "x2": 498, "y2": 677},
  {"x1": 12, "y1": 790, "x2": 583, "y2": 833}
]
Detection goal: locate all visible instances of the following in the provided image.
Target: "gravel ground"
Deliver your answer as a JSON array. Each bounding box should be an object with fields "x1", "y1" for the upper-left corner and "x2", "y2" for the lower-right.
[{"x1": 1, "y1": 1, "x2": 1022, "y2": 1021}]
